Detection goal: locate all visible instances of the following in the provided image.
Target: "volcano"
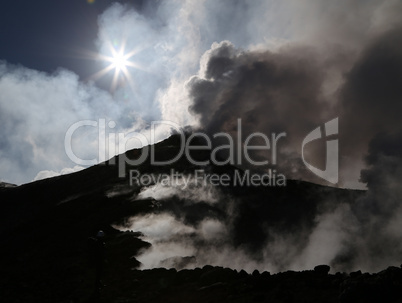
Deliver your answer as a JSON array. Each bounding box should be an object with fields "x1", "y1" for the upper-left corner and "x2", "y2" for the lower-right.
[{"x1": 2, "y1": 134, "x2": 401, "y2": 303}]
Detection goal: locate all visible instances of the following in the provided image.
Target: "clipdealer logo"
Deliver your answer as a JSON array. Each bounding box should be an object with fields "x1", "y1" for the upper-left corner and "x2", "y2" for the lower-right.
[
  {"x1": 302, "y1": 118, "x2": 338, "y2": 184},
  {"x1": 64, "y1": 118, "x2": 338, "y2": 185}
]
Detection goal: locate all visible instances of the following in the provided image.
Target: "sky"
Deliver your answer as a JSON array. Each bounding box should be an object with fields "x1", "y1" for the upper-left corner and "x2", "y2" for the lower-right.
[
  {"x1": 0, "y1": 0, "x2": 142, "y2": 80},
  {"x1": 1, "y1": 0, "x2": 402, "y2": 187}
]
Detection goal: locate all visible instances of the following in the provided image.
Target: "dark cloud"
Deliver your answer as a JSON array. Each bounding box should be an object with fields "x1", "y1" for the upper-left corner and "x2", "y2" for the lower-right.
[
  {"x1": 187, "y1": 20, "x2": 402, "y2": 187},
  {"x1": 188, "y1": 41, "x2": 337, "y2": 183},
  {"x1": 334, "y1": 25, "x2": 402, "y2": 188},
  {"x1": 339, "y1": 130, "x2": 402, "y2": 271},
  {"x1": 358, "y1": 131, "x2": 402, "y2": 219},
  {"x1": 340, "y1": 26, "x2": 402, "y2": 158}
]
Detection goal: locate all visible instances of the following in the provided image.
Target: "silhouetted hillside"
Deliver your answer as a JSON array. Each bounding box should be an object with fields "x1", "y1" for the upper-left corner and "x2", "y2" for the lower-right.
[{"x1": 0, "y1": 134, "x2": 377, "y2": 303}]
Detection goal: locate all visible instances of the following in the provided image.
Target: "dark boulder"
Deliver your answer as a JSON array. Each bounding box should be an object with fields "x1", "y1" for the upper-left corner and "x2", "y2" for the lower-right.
[{"x1": 314, "y1": 265, "x2": 330, "y2": 275}]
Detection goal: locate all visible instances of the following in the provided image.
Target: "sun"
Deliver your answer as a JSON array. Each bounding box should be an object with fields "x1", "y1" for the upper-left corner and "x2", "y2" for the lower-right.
[
  {"x1": 105, "y1": 47, "x2": 133, "y2": 74},
  {"x1": 90, "y1": 41, "x2": 143, "y2": 91},
  {"x1": 109, "y1": 51, "x2": 129, "y2": 72}
]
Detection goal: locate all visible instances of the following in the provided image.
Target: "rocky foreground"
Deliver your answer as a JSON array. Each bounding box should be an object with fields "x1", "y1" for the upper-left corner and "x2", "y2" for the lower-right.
[
  {"x1": 81, "y1": 264, "x2": 402, "y2": 303},
  {"x1": 3, "y1": 225, "x2": 402, "y2": 303}
]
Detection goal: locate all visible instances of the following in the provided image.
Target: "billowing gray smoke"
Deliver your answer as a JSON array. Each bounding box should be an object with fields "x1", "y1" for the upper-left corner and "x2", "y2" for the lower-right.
[
  {"x1": 118, "y1": 1, "x2": 402, "y2": 273},
  {"x1": 187, "y1": 40, "x2": 335, "y2": 184},
  {"x1": 122, "y1": 149, "x2": 402, "y2": 273},
  {"x1": 347, "y1": 131, "x2": 402, "y2": 271},
  {"x1": 340, "y1": 26, "x2": 402, "y2": 168},
  {"x1": 186, "y1": 23, "x2": 402, "y2": 188}
]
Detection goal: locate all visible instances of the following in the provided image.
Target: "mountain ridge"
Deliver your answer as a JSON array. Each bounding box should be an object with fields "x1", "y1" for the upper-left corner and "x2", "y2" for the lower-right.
[{"x1": 0, "y1": 134, "x2": 371, "y2": 302}]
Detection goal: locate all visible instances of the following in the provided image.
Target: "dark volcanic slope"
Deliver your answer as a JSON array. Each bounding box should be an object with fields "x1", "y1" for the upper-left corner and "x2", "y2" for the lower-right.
[
  {"x1": 102, "y1": 265, "x2": 402, "y2": 303},
  {"x1": 0, "y1": 134, "x2": 363, "y2": 302}
]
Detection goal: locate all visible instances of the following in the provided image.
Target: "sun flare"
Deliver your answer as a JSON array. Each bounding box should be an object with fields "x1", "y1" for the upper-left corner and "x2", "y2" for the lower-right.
[
  {"x1": 107, "y1": 49, "x2": 130, "y2": 72},
  {"x1": 90, "y1": 41, "x2": 143, "y2": 91},
  {"x1": 105, "y1": 48, "x2": 133, "y2": 73}
]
